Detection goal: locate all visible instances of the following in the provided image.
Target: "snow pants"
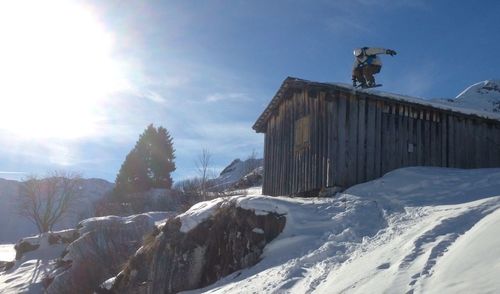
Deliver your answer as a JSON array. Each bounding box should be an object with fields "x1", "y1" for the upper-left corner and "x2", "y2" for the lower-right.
[{"x1": 352, "y1": 64, "x2": 381, "y2": 85}]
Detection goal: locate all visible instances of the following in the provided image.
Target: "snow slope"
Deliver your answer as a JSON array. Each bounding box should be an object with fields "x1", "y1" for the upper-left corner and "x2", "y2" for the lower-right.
[
  {"x1": 435, "y1": 80, "x2": 500, "y2": 113},
  {"x1": 0, "y1": 233, "x2": 68, "y2": 293},
  {"x1": 0, "y1": 178, "x2": 113, "y2": 243},
  {"x1": 210, "y1": 158, "x2": 263, "y2": 190},
  {"x1": 186, "y1": 167, "x2": 500, "y2": 294}
]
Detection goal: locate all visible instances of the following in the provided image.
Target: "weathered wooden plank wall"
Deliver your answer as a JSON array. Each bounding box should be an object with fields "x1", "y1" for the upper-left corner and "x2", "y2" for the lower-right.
[
  {"x1": 336, "y1": 93, "x2": 347, "y2": 187},
  {"x1": 365, "y1": 99, "x2": 376, "y2": 181},
  {"x1": 357, "y1": 96, "x2": 367, "y2": 183},
  {"x1": 347, "y1": 94, "x2": 358, "y2": 187},
  {"x1": 262, "y1": 86, "x2": 500, "y2": 197}
]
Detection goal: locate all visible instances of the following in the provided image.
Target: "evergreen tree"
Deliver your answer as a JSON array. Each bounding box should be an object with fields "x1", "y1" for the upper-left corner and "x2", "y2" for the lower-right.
[{"x1": 115, "y1": 124, "x2": 176, "y2": 195}]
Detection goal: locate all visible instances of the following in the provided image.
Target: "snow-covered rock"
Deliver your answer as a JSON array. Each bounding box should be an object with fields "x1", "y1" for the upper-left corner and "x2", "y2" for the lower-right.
[
  {"x1": 110, "y1": 198, "x2": 285, "y2": 293},
  {"x1": 0, "y1": 177, "x2": 114, "y2": 243},
  {"x1": 435, "y1": 80, "x2": 500, "y2": 113},
  {"x1": 14, "y1": 229, "x2": 79, "y2": 260},
  {"x1": 46, "y1": 212, "x2": 174, "y2": 294},
  {"x1": 0, "y1": 212, "x2": 175, "y2": 294},
  {"x1": 0, "y1": 233, "x2": 68, "y2": 293}
]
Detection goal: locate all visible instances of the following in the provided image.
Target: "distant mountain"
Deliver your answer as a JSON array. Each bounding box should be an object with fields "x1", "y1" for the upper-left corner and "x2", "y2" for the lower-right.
[
  {"x1": 0, "y1": 178, "x2": 113, "y2": 243},
  {"x1": 210, "y1": 158, "x2": 263, "y2": 190},
  {"x1": 435, "y1": 80, "x2": 500, "y2": 113}
]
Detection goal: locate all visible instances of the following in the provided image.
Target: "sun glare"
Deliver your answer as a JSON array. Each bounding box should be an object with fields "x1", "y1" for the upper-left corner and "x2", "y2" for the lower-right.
[{"x1": 0, "y1": 0, "x2": 129, "y2": 140}]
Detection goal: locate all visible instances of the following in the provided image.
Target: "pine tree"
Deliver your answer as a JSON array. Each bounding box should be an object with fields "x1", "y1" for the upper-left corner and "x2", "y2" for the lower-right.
[
  {"x1": 115, "y1": 124, "x2": 176, "y2": 195},
  {"x1": 150, "y1": 126, "x2": 175, "y2": 188}
]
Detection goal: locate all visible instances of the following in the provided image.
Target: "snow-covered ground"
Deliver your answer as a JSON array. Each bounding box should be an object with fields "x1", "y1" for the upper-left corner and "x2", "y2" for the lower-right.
[
  {"x1": 0, "y1": 244, "x2": 15, "y2": 261},
  {"x1": 0, "y1": 234, "x2": 66, "y2": 293},
  {"x1": 185, "y1": 167, "x2": 500, "y2": 294},
  {"x1": 2, "y1": 167, "x2": 500, "y2": 293}
]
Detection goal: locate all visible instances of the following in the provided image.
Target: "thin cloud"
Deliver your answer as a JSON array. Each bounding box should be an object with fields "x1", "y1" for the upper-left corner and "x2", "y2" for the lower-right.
[
  {"x1": 174, "y1": 120, "x2": 262, "y2": 162},
  {"x1": 0, "y1": 131, "x2": 81, "y2": 167},
  {"x1": 205, "y1": 92, "x2": 253, "y2": 103},
  {"x1": 142, "y1": 90, "x2": 167, "y2": 104},
  {"x1": 176, "y1": 125, "x2": 261, "y2": 154}
]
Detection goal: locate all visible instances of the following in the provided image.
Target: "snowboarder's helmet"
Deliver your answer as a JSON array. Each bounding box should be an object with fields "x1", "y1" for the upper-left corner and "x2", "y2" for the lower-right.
[{"x1": 353, "y1": 48, "x2": 363, "y2": 57}]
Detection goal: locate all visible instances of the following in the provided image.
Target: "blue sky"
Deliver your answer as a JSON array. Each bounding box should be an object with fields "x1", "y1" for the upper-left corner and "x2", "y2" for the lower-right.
[{"x1": 0, "y1": 0, "x2": 499, "y2": 182}]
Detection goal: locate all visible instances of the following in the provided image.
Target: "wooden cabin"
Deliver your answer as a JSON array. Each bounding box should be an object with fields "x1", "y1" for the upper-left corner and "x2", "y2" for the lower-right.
[{"x1": 253, "y1": 77, "x2": 500, "y2": 196}]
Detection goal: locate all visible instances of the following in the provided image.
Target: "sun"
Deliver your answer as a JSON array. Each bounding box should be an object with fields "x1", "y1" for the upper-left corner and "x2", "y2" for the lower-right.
[{"x1": 0, "y1": 0, "x2": 129, "y2": 140}]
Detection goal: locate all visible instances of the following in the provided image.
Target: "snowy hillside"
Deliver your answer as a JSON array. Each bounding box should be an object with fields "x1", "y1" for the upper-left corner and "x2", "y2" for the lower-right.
[
  {"x1": 210, "y1": 158, "x2": 263, "y2": 190},
  {"x1": 0, "y1": 178, "x2": 113, "y2": 243},
  {"x1": 436, "y1": 80, "x2": 500, "y2": 113},
  {"x1": 188, "y1": 167, "x2": 500, "y2": 294}
]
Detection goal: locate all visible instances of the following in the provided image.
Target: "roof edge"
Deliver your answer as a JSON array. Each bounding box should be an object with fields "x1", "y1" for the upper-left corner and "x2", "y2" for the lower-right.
[
  {"x1": 252, "y1": 77, "x2": 314, "y2": 133},
  {"x1": 252, "y1": 77, "x2": 500, "y2": 133}
]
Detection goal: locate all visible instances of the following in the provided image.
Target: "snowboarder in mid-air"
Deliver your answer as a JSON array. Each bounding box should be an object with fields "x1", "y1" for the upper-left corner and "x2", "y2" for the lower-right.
[{"x1": 352, "y1": 47, "x2": 397, "y2": 88}]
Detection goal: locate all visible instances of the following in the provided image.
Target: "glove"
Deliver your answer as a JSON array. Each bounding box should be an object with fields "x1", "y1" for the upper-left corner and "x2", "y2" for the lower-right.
[{"x1": 386, "y1": 49, "x2": 397, "y2": 56}]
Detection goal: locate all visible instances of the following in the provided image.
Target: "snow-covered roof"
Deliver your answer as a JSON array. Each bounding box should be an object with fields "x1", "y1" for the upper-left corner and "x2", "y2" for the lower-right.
[{"x1": 253, "y1": 77, "x2": 500, "y2": 133}]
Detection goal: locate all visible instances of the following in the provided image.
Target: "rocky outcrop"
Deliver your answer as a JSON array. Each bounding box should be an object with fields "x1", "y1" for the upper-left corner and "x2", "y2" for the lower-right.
[
  {"x1": 14, "y1": 240, "x2": 40, "y2": 260},
  {"x1": 110, "y1": 200, "x2": 286, "y2": 293},
  {"x1": 44, "y1": 213, "x2": 173, "y2": 294},
  {"x1": 0, "y1": 261, "x2": 14, "y2": 271}
]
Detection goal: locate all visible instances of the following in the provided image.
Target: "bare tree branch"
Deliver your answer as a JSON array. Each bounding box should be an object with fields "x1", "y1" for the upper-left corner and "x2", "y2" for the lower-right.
[
  {"x1": 243, "y1": 149, "x2": 260, "y2": 175},
  {"x1": 18, "y1": 171, "x2": 82, "y2": 234},
  {"x1": 196, "y1": 149, "x2": 213, "y2": 201}
]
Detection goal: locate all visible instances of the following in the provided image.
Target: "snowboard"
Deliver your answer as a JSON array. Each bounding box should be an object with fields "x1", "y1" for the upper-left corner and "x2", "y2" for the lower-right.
[{"x1": 355, "y1": 84, "x2": 382, "y2": 89}]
